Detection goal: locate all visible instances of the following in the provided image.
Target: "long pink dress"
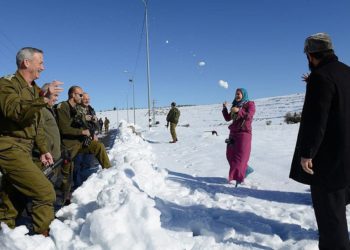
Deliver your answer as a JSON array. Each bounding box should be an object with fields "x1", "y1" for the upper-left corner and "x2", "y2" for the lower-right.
[{"x1": 222, "y1": 101, "x2": 255, "y2": 182}]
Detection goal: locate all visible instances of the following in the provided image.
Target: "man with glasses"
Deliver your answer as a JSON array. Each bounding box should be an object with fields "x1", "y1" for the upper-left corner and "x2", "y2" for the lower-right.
[{"x1": 55, "y1": 86, "x2": 111, "y2": 205}]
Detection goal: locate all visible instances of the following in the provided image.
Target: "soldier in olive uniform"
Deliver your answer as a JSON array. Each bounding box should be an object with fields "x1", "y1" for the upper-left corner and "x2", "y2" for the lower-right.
[
  {"x1": 56, "y1": 86, "x2": 111, "y2": 204},
  {"x1": 0, "y1": 47, "x2": 63, "y2": 235},
  {"x1": 104, "y1": 117, "x2": 110, "y2": 133},
  {"x1": 166, "y1": 102, "x2": 181, "y2": 143},
  {"x1": 98, "y1": 118, "x2": 104, "y2": 134},
  {"x1": 73, "y1": 92, "x2": 99, "y2": 189},
  {"x1": 80, "y1": 93, "x2": 99, "y2": 136},
  {"x1": 33, "y1": 82, "x2": 62, "y2": 182}
]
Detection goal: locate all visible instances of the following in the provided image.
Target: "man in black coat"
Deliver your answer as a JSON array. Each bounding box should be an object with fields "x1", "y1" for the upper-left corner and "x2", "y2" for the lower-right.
[{"x1": 290, "y1": 33, "x2": 350, "y2": 249}]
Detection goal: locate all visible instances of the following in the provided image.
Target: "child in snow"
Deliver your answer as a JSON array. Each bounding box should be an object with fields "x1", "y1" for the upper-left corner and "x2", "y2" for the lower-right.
[{"x1": 222, "y1": 88, "x2": 255, "y2": 186}]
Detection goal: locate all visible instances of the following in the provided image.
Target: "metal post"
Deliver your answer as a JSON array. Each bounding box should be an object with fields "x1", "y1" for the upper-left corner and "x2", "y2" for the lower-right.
[
  {"x1": 117, "y1": 107, "x2": 119, "y2": 124},
  {"x1": 152, "y1": 99, "x2": 156, "y2": 125},
  {"x1": 126, "y1": 93, "x2": 129, "y2": 123},
  {"x1": 142, "y1": 0, "x2": 152, "y2": 128},
  {"x1": 129, "y1": 79, "x2": 136, "y2": 125}
]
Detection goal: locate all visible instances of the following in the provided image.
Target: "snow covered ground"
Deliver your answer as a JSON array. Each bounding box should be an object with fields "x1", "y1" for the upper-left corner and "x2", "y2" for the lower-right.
[{"x1": 1, "y1": 93, "x2": 341, "y2": 250}]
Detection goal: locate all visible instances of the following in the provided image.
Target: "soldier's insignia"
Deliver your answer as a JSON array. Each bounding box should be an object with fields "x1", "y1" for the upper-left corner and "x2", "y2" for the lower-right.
[{"x1": 4, "y1": 74, "x2": 15, "y2": 80}]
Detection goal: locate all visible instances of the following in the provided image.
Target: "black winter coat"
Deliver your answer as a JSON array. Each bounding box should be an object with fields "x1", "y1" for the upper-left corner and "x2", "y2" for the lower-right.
[{"x1": 290, "y1": 55, "x2": 350, "y2": 190}]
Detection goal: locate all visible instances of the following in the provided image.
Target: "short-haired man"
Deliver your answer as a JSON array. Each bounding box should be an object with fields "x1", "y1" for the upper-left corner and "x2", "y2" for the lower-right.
[
  {"x1": 0, "y1": 47, "x2": 63, "y2": 235},
  {"x1": 56, "y1": 86, "x2": 111, "y2": 204},
  {"x1": 80, "y1": 93, "x2": 99, "y2": 136},
  {"x1": 290, "y1": 33, "x2": 350, "y2": 249}
]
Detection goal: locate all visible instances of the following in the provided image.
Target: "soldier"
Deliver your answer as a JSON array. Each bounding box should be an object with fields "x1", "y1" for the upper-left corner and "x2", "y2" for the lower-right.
[
  {"x1": 98, "y1": 118, "x2": 104, "y2": 134},
  {"x1": 104, "y1": 117, "x2": 110, "y2": 133},
  {"x1": 0, "y1": 47, "x2": 63, "y2": 236},
  {"x1": 33, "y1": 82, "x2": 62, "y2": 182},
  {"x1": 73, "y1": 92, "x2": 99, "y2": 189},
  {"x1": 80, "y1": 93, "x2": 99, "y2": 137},
  {"x1": 55, "y1": 86, "x2": 111, "y2": 204},
  {"x1": 166, "y1": 102, "x2": 180, "y2": 143}
]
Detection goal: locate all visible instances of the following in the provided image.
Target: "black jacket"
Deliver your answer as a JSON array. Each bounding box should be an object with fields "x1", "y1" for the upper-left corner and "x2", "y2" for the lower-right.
[{"x1": 290, "y1": 55, "x2": 350, "y2": 190}]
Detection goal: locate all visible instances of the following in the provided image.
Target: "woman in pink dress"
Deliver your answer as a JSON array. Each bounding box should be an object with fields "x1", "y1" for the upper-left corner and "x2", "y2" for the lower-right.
[{"x1": 222, "y1": 88, "x2": 255, "y2": 187}]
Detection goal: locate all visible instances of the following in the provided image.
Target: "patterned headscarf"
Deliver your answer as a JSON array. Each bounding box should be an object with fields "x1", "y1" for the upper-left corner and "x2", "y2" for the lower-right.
[{"x1": 232, "y1": 88, "x2": 249, "y2": 107}]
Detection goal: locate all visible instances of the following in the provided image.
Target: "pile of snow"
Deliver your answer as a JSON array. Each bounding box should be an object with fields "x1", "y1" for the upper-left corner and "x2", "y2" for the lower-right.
[{"x1": 1, "y1": 121, "x2": 187, "y2": 249}]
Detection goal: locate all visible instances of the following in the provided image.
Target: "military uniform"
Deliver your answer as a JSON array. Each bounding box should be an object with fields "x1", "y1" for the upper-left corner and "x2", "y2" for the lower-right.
[
  {"x1": 73, "y1": 104, "x2": 99, "y2": 189},
  {"x1": 79, "y1": 104, "x2": 99, "y2": 133},
  {"x1": 98, "y1": 118, "x2": 103, "y2": 134},
  {"x1": 166, "y1": 106, "x2": 180, "y2": 142},
  {"x1": 0, "y1": 71, "x2": 55, "y2": 234},
  {"x1": 56, "y1": 101, "x2": 110, "y2": 201},
  {"x1": 35, "y1": 106, "x2": 61, "y2": 161},
  {"x1": 104, "y1": 118, "x2": 110, "y2": 133},
  {"x1": 33, "y1": 106, "x2": 61, "y2": 183}
]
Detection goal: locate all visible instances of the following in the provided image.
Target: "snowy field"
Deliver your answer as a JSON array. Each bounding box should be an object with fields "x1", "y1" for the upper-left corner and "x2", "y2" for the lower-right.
[{"x1": 2, "y1": 93, "x2": 345, "y2": 250}]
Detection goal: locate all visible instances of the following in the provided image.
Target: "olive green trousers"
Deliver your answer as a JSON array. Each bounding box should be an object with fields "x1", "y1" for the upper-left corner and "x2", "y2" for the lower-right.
[
  {"x1": 170, "y1": 123, "x2": 178, "y2": 142},
  {"x1": 60, "y1": 140, "x2": 111, "y2": 201},
  {"x1": 0, "y1": 138, "x2": 55, "y2": 234}
]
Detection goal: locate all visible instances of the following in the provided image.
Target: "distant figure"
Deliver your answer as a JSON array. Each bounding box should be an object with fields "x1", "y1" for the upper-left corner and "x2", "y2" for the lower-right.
[
  {"x1": 104, "y1": 117, "x2": 110, "y2": 133},
  {"x1": 222, "y1": 88, "x2": 255, "y2": 187},
  {"x1": 166, "y1": 102, "x2": 180, "y2": 143},
  {"x1": 98, "y1": 118, "x2": 104, "y2": 134},
  {"x1": 290, "y1": 33, "x2": 350, "y2": 249}
]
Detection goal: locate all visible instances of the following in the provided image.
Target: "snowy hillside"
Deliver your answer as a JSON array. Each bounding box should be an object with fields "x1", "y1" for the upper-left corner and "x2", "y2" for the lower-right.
[
  {"x1": 253, "y1": 93, "x2": 304, "y2": 122},
  {"x1": 2, "y1": 93, "x2": 334, "y2": 250}
]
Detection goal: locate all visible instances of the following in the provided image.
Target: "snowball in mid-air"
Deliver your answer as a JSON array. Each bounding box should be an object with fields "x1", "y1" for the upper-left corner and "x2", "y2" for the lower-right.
[
  {"x1": 219, "y1": 80, "x2": 229, "y2": 89},
  {"x1": 198, "y1": 61, "x2": 206, "y2": 67}
]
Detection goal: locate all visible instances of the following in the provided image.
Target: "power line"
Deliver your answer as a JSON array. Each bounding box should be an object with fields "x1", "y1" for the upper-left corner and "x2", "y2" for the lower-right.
[
  {"x1": 130, "y1": 8, "x2": 146, "y2": 82},
  {"x1": 0, "y1": 46, "x2": 14, "y2": 74},
  {"x1": 0, "y1": 28, "x2": 18, "y2": 51},
  {"x1": 0, "y1": 28, "x2": 18, "y2": 74}
]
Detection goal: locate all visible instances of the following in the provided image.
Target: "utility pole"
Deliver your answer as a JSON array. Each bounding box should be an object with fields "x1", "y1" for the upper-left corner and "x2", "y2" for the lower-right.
[
  {"x1": 126, "y1": 94, "x2": 129, "y2": 123},
  {"x1": 129, "y1": 79, "x2": 136, "y2": 125},
  {"x1": 117, "y1": 107, "x2": 119, "y2": 124},
  {"x1": 142, "y1": 0, "x2": 152, "y2": 128},
  {"x1": 152, "y1": 99, "x2": 156, "y2": 125}
]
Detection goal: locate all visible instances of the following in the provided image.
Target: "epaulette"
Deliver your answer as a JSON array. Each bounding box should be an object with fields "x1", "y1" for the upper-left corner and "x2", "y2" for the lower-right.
[{"x1": 3, "y1": 74, "x2": 15, "y2": 80}]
